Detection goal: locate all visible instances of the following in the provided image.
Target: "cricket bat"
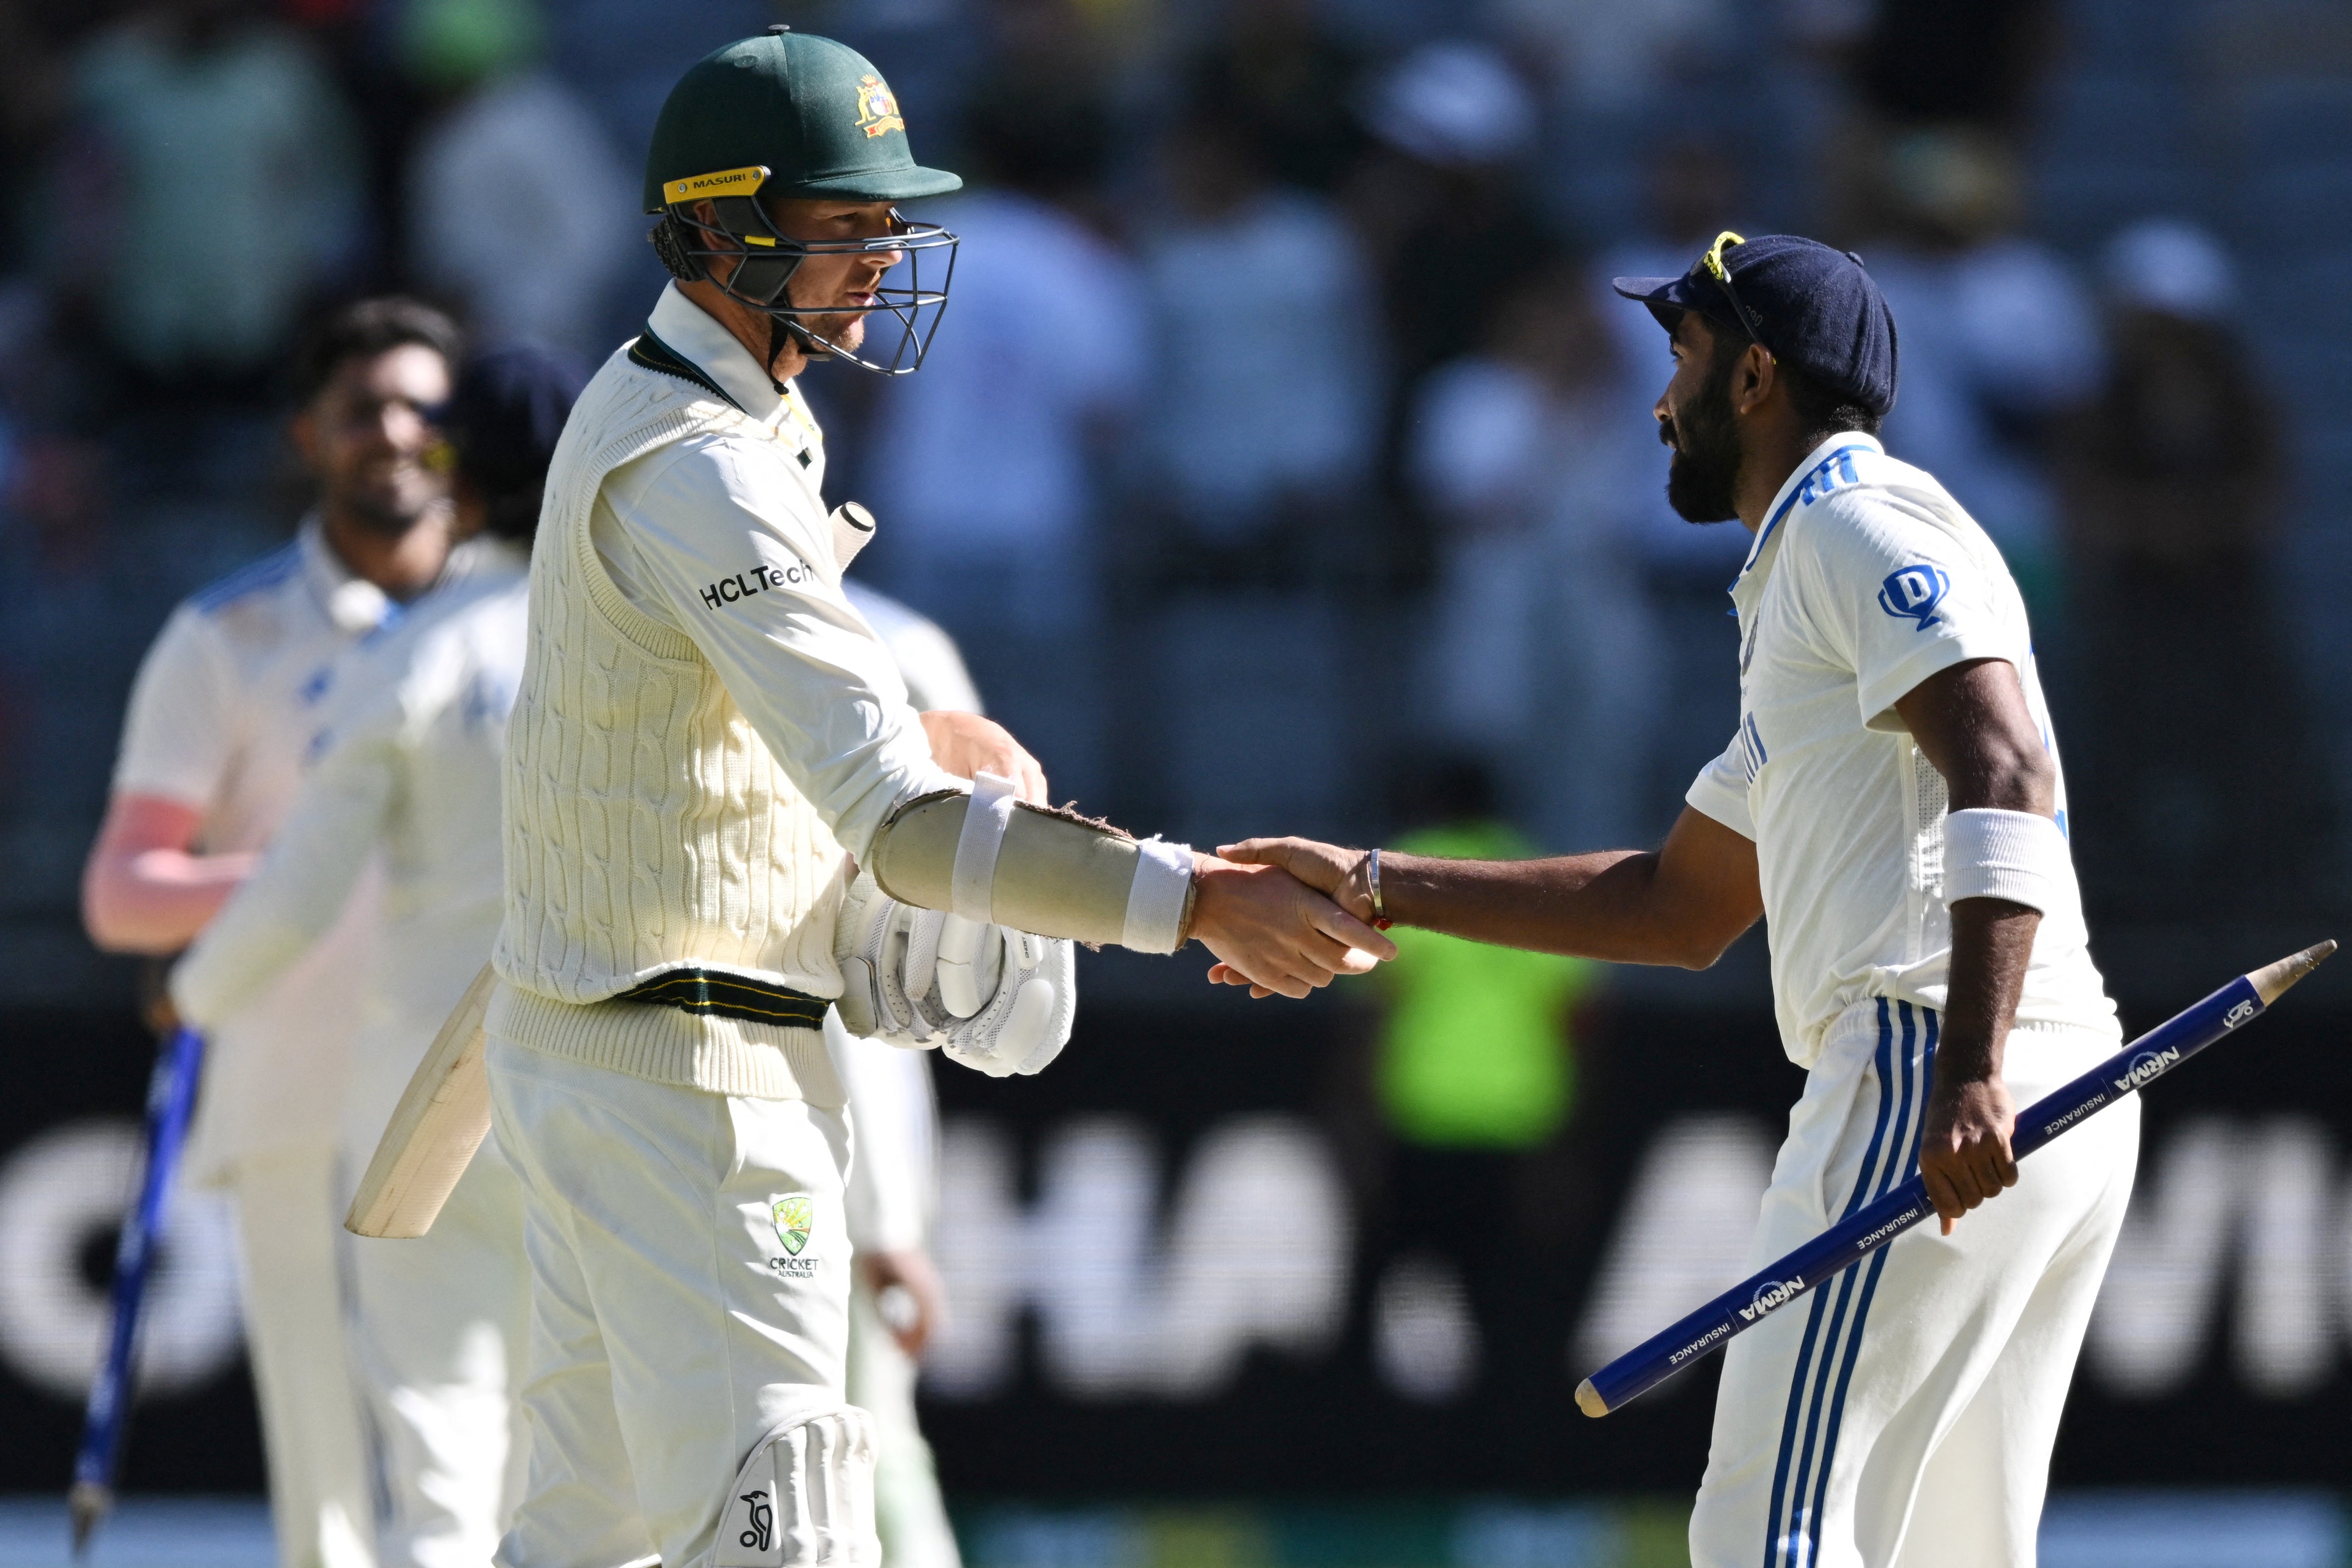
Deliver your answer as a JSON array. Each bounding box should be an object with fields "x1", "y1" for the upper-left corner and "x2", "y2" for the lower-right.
[{"x1": 345, "y1": 961, "x2": 497, "y2": 1239}]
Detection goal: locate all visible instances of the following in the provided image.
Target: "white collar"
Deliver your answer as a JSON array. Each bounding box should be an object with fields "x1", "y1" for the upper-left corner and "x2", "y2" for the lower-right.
[
  {"x1": 647, "y1": 282, "x2": 789, "y2": 423},
  {"x1": 297, "y1": 513, "x2": 352, "y2": 595},
  {"x1": 298, "y1": 514, "x2": 406, "y2": 634},
  {"x1": 1731, "y1": 430, "x2": 1886, "y2": 593},
  {"x1": 301, "y1": 514, "x2": 506, "y2": 634}
]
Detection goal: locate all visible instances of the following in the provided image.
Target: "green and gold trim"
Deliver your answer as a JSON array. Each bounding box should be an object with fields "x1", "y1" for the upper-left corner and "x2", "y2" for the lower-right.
[
  {"x1": 627, "y1": 326, "x2": 742, "y2": 411},
  {"x1": 616, "y1": 968, "x2": 830, "y2": 1029}
]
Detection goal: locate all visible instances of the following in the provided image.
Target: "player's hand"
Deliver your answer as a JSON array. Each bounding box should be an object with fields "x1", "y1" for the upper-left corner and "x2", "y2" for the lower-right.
[
  {"x1": 918, "y1": 710, "x2": 1047, "y2": 804},
  {"x1": 1188, "y1": 856, "x2": 1393, "y2": 1000},
  {"x1": 1919, "y1": 1073, "x2": 2018, "y2": 1234},
  {"x1": 1215, "y1": 836, "x2": 1376, "y2": 923},
  {"x1": 136, "y1": 955, "x2": 184, "y2": 1042},
  {"x1": 859, "y1": 1247, "x2": 946, "y2": 1359}
]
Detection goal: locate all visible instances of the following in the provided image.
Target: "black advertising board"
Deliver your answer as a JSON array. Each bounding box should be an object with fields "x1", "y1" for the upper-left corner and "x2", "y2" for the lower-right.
[{"x1": 0, "y1": 938, "x2": 2343, "y2": 1497}]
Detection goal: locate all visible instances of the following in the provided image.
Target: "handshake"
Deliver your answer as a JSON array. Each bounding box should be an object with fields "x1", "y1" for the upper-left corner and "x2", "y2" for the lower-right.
[
  {"x1": 833, "y1": 834, "x2": 1392, "y2": 1076},
  {"x1": 872, "y1": 716, "x2": 1398, "y2": 1074},
  {"x1": 1186, "y1": 836, "x2": 1394, "y2": 998}
]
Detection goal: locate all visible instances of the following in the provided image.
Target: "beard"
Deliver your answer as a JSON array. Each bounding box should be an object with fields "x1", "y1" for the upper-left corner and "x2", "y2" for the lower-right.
[
  {"x1": 779, "y1": 271, "x2": 876, "y2": 362},
  {"x1": 335, "y1": 475, "x2": 440, "y2": 538},
  {"x1": 793, "y1": 309, "x2": 870, "y2": 356},
  {"x1": 1662, "y1": 351, "x2": 1744, "y2": 523}
]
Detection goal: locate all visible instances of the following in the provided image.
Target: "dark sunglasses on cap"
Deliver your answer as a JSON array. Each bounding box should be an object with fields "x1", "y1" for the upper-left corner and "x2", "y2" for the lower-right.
[{"x1": 1697, "y1": 230, "x2": 1767, "y2": 345}]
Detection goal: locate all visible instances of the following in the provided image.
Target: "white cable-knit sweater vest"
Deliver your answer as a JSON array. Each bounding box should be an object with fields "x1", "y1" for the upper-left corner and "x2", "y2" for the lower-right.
[{"x1": 490, "y1": 349, "x2": 848, "y2": 1103}]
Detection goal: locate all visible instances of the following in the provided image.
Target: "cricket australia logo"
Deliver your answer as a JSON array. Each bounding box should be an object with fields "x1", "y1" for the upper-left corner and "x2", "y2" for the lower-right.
[
  {"x1": 1878, "y1": 564, "x2": 1950, "y2": 629},
  {"x1": 738, "y1": 1489, "x2": 774, "y2": 1553},
  {"x1": 772, "y1": 1194, "x2": 813, "y2": 1257},
  {"x1": 2113, "y1": 1047, "x2": 2181, "y2": 1093},
  {"x1": 1738, "y1": 1276, "x2": 1804, "y2": 1322},
  {"x1": 853, "y1": 74, "x2": 904, "y2": 138}
]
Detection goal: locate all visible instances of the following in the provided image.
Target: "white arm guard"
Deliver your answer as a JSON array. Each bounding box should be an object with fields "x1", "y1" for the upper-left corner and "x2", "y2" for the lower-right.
[
  {"x1": 867, "y1": 773, "x2": 1196, "y2": 952},
  {"x1": 832, "y1": 870, "x2": 1076, "y2": 1077},
  {"x1": 1943, "y1": 808, "x2": 2070, "y2": 914}
]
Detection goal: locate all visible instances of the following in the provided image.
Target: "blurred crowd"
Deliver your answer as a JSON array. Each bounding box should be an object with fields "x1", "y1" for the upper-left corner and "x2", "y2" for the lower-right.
[{"x1": 0, "y1": 0, "x2": 2342, "y2": 1008}]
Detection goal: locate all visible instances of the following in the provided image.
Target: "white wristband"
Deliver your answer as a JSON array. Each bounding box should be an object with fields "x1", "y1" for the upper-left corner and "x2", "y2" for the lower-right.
[
  {"x1": 1121, "y1": 838, "x2": 1196, "y2": 954},
  {"x1": 949, "y1": 772, "x2": 1018, "y2": 921},
  {"x1": 1943, "y1": 808, "x2": 2069, "y2": 915}
]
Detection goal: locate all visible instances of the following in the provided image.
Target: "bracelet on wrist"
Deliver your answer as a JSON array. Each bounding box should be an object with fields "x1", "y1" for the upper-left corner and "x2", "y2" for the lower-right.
[{"x1": 1367, "y1": 847, "x2": 1393, "y2": 931}]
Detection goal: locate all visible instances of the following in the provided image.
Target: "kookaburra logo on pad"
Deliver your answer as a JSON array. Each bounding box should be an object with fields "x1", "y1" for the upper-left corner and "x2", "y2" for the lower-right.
[
  {"x1": 737, "y1": 1490, "x2": 773, "y2": 1553},
  {"x1": 718, "y1": 1454, "x2": 783, "y2": 1567}
]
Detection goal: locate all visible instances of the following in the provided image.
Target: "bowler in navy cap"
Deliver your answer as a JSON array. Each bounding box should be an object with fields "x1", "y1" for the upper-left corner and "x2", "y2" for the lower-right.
[{"x1": 1218, "y1": 227, "x2": 2131, "y2": 1568}]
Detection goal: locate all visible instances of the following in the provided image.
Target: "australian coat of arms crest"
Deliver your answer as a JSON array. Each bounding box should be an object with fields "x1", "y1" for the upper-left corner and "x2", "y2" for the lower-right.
[{"x1": 853, "y1": 75, "x2": 905, "y2": 139}]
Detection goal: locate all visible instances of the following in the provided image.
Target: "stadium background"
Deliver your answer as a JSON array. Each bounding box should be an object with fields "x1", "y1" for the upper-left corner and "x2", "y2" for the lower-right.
[{"x1": 0, "y1": 0, "x2": 2350, "y2": 1563}]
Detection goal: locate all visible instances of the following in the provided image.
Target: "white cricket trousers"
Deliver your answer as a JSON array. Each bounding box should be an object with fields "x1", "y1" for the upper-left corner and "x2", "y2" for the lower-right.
[
  {"x1": 1691, "y1": 999, "x2": 2140, "y2": 1568},
  {"x1": 228, "y1": 1146, "x2": 375, "y2": 1568},
  {"x1": 484, "y1": 1034, "x2": 871, "y2": 1568},
  {"x1": 844, "y1": 1282, "x2": 961, "y2": 1568},
  {"x1": 346, "y1": 1148, "x2": 531, "y2": 1568}
]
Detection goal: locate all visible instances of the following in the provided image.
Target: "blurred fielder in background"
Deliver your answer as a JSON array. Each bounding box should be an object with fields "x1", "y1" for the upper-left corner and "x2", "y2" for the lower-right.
[
  {"x1": 80, "y1": 298, "x2": 473, "y2": 1568},
  {"x1": 835, "y1": 576, "x2": 976, "y2": 1568},
  {"x1": 170, "y1": 346, "x2": 586, "y2": 1568}
]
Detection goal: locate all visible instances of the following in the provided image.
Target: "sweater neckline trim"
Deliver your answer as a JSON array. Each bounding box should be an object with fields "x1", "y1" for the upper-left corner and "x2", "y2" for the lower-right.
[{"x1": 627, "y1": 326, "x2": 742, "y2": 412}]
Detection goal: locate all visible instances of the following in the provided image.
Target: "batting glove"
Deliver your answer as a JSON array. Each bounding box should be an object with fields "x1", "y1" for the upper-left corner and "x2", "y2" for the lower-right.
[{"x1": 833, "y1": 871, "x2": 1076, "y2": 1075}]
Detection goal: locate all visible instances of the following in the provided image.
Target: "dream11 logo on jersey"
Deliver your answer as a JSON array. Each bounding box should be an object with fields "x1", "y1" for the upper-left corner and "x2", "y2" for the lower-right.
[{"x1": 1878, "y1": 564, "x2": 1951, "y2": 630}]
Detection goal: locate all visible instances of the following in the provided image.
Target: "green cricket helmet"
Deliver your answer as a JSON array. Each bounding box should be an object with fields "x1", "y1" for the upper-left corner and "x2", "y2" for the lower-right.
[{"x1": 644, "y1": 29, "x2": 961, "y2": 374}]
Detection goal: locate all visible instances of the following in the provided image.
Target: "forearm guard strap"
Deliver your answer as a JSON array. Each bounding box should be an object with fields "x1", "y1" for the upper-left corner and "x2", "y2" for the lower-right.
[{"x1": 868, "y1": 779, "x2": 1195, "y2": 952}]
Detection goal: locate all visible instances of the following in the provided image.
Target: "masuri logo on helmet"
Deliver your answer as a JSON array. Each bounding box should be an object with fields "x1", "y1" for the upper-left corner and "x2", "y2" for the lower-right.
[{"x1": 660, "y1": 166, "x2": 770, "y2": 207}]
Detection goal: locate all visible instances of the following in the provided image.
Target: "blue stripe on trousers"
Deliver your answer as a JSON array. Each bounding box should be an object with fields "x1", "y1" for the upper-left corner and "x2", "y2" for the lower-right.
[
  {"x1": 1798, "y1": 1006, "x2": 1937, "y2": 1565},
  {"x1": 1769, "y1": 1006, "x2": 1929, "y2": 1568},
  {"x1": 1779, "y1": 1004, "x2": 1917, "y2": 1563},
  {"x1": 1762, "y1": 999, "x2": 1901, "y2": 1567}
]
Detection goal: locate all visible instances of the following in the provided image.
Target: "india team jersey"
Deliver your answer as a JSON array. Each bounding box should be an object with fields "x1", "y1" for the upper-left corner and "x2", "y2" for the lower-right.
[
  {"x1": 1683, "y1": 433, "x2": 2118, "y2": 1067},
  {"x1": 114, "y1": 520, "x2": 397, "y2": 1178},
  {"x1": 173, "y1": 545, "x2": 529, "y2": 1163}
]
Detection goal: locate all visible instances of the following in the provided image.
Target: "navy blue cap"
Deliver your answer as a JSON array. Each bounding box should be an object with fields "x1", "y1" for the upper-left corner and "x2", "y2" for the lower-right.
[
  {"x1": 1613, "y1": 234, "x2": 1900, "y2": 417},
  {"x1": 437, "y1": 345, "x2": 589, "y2": 509}
]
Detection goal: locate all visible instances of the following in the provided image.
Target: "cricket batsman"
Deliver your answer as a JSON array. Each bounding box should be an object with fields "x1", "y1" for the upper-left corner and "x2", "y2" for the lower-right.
[
  {"x1": 1221, "y1": 234, "x2": 2138, "y2": 1567},
  {"x1": 480, "y1": 30, "x2": 1391, "y2": 1568}
]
